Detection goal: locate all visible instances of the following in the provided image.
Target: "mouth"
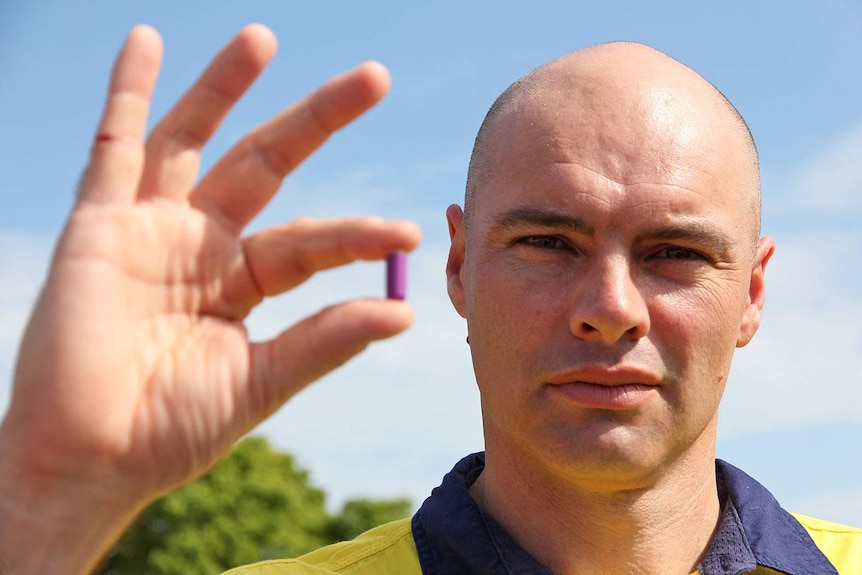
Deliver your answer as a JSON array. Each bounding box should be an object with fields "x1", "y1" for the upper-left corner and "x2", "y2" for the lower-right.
[{"x1": 544, "y1": 366, "x2": 661, "y2": 410}]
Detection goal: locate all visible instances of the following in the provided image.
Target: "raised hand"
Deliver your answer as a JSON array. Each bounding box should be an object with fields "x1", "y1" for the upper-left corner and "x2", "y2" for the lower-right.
[{"x1": 0, "y1": 25, "x2": 419, "y2": 573}]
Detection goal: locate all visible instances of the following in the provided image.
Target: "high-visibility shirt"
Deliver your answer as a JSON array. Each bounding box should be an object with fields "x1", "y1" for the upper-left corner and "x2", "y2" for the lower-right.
[{"x1": 227, "y1": 454, "x2": 862, "y2": 574}]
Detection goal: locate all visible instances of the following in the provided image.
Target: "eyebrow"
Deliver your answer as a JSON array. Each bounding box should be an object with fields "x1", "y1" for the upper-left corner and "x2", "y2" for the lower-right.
[
  {"x1": 490, "y1": 207, "x2": 595, "y2": 235},
  {"x1": 634, "y1": 220, "x2": 732, "y2": 257},
  {"x1": 490, "y1": 207, "x2": 733, "y2": 256}
]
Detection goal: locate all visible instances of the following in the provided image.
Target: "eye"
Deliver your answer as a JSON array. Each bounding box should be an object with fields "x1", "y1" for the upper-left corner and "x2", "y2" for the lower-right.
[
  {"x1": 651, "y1": 246, "x2": 706, "y2": 261},
  {"x1": 518, "y1": 235, "x2": 569, "y2": 250}
]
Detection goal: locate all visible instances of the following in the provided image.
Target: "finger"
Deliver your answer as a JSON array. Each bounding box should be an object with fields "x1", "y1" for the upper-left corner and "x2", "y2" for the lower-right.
[
  {"x1": 137, "y1": 24, "x2": 277, "y2": 202},
  {"x1": 241, "y1": 217, "x2": 421, "y2": 297},
  {"x1": 247, "y1": 299, "x2": 415, "y2": 417},
  {"x1": 77, "y1": 26, "x2": 163, "y2": 205},
  {"x1": 191, "y1": 61, "x2": 391, "y2": 232}
]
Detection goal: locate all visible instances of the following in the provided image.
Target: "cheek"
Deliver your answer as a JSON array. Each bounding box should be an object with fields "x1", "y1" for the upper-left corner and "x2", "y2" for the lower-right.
[
  {"x1": 652, "y1": 274, "x2": 747, "y2": 335},
  {"x1": 464, "y1": 264, "x2": 565, "y2": 385},
  {"x1": 649, "y1": 280, "x2": 747, "y2": 383}
]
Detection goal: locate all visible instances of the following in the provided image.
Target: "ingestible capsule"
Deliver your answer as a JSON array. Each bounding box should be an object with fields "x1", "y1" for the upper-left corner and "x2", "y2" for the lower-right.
[{"x1": 386, "y1": 251, "x2": 407, "y2": 300}]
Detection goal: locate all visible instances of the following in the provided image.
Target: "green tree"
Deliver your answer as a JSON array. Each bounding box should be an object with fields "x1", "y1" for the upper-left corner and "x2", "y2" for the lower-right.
[
  {"x1": 326, "y1": 498, "x2": 412, "y2": 543},
  {"x1": 99, "y1": 437, "x2": 410, "y2": 574}
]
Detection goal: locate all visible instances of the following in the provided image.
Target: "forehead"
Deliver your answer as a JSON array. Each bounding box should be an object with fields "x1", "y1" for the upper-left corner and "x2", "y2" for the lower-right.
[
  {"x1": 470, "y1": 73, "x2": 753, "y2": 239},
  {"x1": 494, "y1": 81, "x2": 718, "y2": 185}
]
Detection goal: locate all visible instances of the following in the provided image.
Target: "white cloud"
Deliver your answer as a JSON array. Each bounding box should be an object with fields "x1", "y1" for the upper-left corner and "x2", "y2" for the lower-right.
[
  {"x1": 721, "y1": 230, "x2": 862, "y2": 435},
  {"x1": 723, "y1": 302, "x2": 862, "y2": 437},
  {"x1": 789, "y1": 120, "x2": 862, "y2": 212},
  {"x1": 795, "y1": 489, "x2": 862, "y2": 529}
]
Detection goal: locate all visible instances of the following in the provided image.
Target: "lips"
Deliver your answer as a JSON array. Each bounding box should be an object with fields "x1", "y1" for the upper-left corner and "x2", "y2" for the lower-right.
[{"x1": 544, "y1": 365, "x2": 661, "y2": 410}]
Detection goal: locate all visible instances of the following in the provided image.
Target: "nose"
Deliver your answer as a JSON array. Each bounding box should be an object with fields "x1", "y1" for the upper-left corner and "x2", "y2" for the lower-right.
[{"x1": 569, "y1": 256, "x2": 650, "y2": 345}]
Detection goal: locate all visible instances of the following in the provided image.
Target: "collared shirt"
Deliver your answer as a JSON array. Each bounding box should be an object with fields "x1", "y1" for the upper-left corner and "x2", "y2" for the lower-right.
[
  {"x1": 228, "y1": 453, "x2": 860, "y2": 575},
  {"x1": 412, "y1": 453, "x2": 840, "y2": 574}
]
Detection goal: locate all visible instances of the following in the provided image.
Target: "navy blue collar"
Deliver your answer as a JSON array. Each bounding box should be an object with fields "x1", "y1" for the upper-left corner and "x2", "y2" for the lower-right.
[{"x1": 412, "y1": 453, "x2": 836, "y2": 575}]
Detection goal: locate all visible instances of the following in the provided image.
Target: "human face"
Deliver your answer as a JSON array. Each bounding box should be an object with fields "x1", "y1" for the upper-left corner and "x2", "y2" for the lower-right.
[{"x1": 446, "y1": 83, "x2": 773, "y2": 488}]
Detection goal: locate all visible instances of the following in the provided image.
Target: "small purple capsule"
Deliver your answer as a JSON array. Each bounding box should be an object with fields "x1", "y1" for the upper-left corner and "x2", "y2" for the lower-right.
[{"x1": 386, "y1": 251, "x2": 407, "y2": 300}]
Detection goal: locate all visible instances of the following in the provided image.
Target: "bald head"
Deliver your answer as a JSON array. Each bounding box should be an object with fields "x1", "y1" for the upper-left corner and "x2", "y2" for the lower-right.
[{"x1": 464, "y1": 42, "x2": 761, "y2": 250}]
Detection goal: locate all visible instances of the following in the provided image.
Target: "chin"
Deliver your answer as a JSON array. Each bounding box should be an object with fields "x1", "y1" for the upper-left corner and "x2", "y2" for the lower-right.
[{"x1": 525, "y1": 423, "x2": 681, "y2": 489}]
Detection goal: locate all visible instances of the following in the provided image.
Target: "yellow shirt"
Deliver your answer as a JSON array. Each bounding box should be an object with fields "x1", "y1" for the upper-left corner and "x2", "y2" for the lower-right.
[
  {"x1": 225, "y1": 514, "x2": 862, "y2": 574},
  {"x1": 225, "y1": 455, "x2": 862, "y2": 574}
]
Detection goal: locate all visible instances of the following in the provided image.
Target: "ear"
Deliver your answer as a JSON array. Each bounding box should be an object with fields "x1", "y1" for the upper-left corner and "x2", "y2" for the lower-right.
[
  {"x1": 737, "y1": 237, "x2": 775, "y2": 347},
  {"x1": 446, "y1": 204, "x2": 468, "y2": 318}
]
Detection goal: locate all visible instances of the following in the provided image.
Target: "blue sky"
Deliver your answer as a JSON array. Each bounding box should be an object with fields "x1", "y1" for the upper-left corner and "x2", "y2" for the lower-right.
[{"x1": 2, "y1": 0, "x2": 861, "y2": 528}]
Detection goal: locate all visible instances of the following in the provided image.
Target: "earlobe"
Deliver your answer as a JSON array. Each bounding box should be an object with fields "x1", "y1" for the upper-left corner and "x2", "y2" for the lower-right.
[
  {"x1": 737, "y1": 237, "x2": 775, "y2": 347},
  {"x1": 446, "y1": 204, "x2": 468, "y2": 318}
]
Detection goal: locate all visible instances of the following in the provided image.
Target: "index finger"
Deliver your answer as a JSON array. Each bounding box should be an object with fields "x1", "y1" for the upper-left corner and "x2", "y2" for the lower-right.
[
  {"x1": 190, "y1": 61, "x2": 391, "y2": 233},
  {"x1": 242, "y1": 216, "x2": 422, "y2": 298}
]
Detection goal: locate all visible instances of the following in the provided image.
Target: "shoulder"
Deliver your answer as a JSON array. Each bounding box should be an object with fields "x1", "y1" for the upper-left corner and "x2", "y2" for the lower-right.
[
  {"x1": 222, "y1": 517, "x2": 420, "y2": 575},
  {"x1": 792, "y1": 513, "x2": 862, "y2": 571}
]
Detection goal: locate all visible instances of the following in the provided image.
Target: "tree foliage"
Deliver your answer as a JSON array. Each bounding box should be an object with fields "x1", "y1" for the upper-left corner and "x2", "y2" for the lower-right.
[
  {"x1": 98, "y1": 437, "x2": 411, "y2": 574},
  {"x1": 326, "y1": 498, "x2": 412, "y2": 543}
]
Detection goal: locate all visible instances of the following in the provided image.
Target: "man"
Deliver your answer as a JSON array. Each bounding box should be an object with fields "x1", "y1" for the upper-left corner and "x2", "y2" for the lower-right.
[{"x1": 0, "y1": 24, "x2": 858, "y2": 575}]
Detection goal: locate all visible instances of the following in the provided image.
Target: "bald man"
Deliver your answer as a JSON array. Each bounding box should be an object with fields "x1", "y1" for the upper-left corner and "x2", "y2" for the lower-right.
[{"x1": 0, "y1": 28, "x2": 859, "y2": 575}]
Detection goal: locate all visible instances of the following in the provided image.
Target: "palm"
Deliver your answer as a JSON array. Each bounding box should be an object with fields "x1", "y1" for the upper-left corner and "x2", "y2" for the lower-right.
[
  {"x1": 5, "y1": 25, "x2": 419, "y2": 504},
  {"x1": 17, "y1": 203, "x2": 253, "y2": 488}
]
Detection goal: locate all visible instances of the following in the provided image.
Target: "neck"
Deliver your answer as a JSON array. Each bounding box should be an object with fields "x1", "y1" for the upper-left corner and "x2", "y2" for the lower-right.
[{"x1": 471, "y1": 436, "x2": 720, "y2": 575}]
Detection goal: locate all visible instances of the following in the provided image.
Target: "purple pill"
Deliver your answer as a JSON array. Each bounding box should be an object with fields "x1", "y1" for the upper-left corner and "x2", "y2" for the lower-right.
[{"x1": 386, "y1": 251, "x2": 407, "y2": 300}]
